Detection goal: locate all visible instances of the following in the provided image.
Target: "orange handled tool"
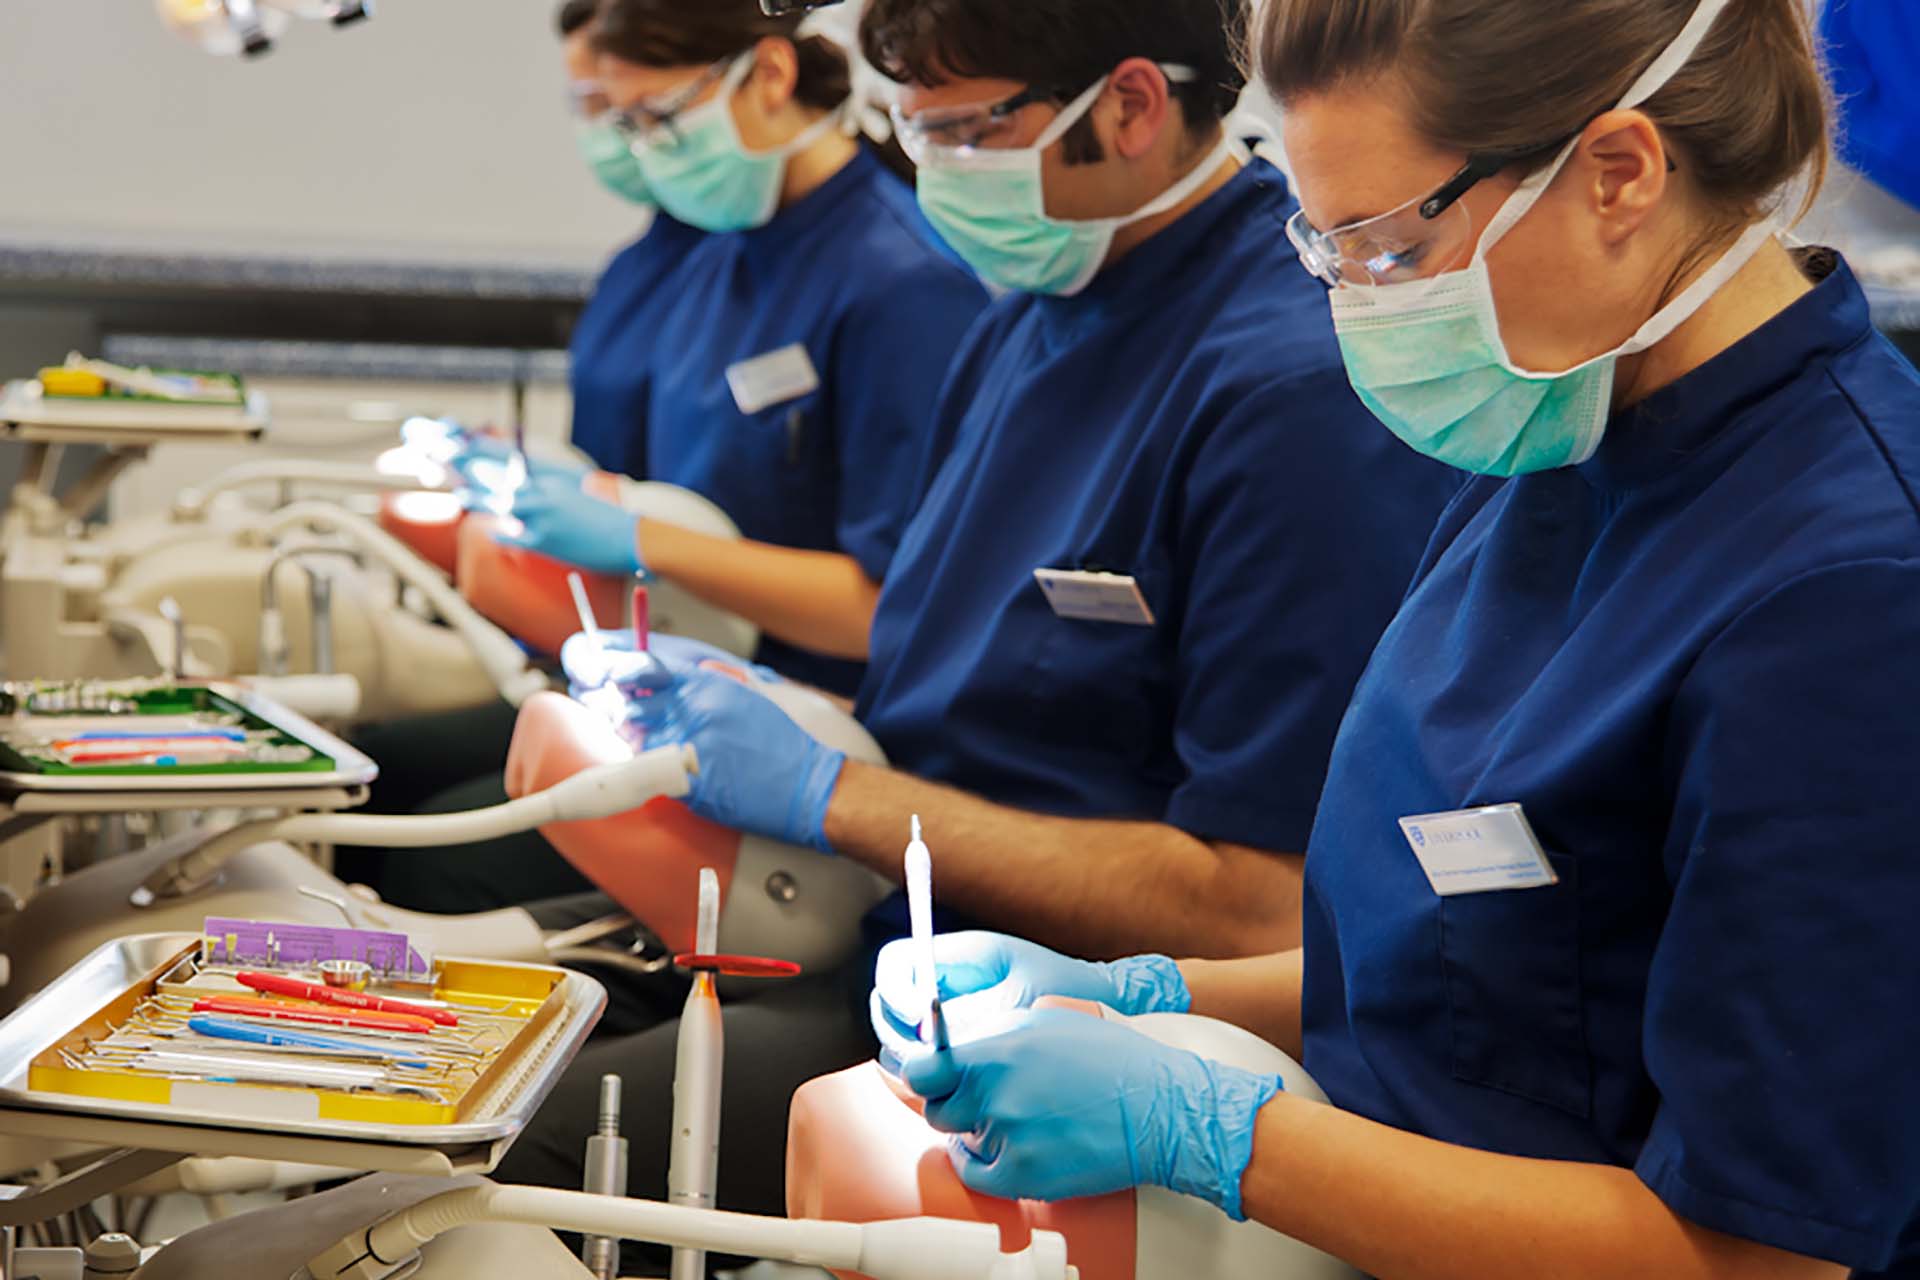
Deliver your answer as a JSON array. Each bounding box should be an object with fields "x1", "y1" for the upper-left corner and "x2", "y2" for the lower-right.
[
  {"x1": 192, "y1": 994, "x2": 437, "y2": 1034},
  {"x1": 235, "y1": 971, "x2": 458, "y2": 1027}
]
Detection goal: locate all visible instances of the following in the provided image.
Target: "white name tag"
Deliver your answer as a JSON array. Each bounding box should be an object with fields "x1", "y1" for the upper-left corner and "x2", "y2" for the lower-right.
[
  {"x1": 1398, "y1": 804, "x2": 1558, "y2": 896},
  {"x1": 727, "y1": 344, "x2": 820, "y2": 415},
  {"x1": 1033, "y1": 569, "x2": 1156, "y2": 626}
]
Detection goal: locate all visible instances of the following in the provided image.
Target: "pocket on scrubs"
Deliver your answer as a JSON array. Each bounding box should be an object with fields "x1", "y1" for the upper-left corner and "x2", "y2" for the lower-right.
[
  {"x1": 745, "y1": 400, "x2": 814, "y2": 471},
  {"x1": 1437, "y1": 851, "x2": 1592, "y2": 1118},
  {"x1": 1022, "y1": 579, "x2": 1167, "y2": 773}
]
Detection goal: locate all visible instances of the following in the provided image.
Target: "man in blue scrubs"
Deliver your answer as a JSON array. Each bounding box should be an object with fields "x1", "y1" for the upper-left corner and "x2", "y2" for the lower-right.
[{"x1": 492, "y1": 0, "x2": 1453, "y2": 1252}]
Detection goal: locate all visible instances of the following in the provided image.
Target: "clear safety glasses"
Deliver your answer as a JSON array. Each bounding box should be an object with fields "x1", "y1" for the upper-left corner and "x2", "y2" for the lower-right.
[
  {"x1": 1284, "y1": 150, "x2": 1519, "y2": 290},
  {"x1": 889, "y1": 64, "x2": 1196, "y2": 166},
  {"x1": 612, "y1": 56, "x2": 736, "y2": 147}
]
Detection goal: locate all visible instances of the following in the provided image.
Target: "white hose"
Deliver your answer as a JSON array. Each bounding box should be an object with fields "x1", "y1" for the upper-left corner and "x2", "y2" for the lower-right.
[
  {"x1": 259, "y1": 502, "x2": 548, "y2": 707},
  {"x1": 343, "y1": 1185, "x2": 1072, "y2": 1280},
  {"x1": 132, "y1": 745, "x2": 696, "y2": 905},
  {"x1": 174, "y1": 460, "x2": 442, "y2": 519}
]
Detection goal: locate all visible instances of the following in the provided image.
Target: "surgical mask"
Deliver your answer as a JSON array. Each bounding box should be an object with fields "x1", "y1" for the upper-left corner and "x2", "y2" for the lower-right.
[
  {"x1": 631, "y1": 53, "x2": 848, "y2": 234},
  {"x1": 1325, "y1": 0, "x2": 1776, "y2": 476},
  {"x1": 911, "y1": 73, "x2": 1235, "y2": 297},
  {"x1": 576, "y1": 119, "x2": 654, "y2": 207}
]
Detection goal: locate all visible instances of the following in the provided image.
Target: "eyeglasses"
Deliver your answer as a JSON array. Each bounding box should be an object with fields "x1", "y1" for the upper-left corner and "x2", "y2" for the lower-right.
[
  {"x1": 890, "y1": 86, "x2": 1065, "y2": 164},
  {"x1": 890, "y1": 64, "x2": 1196, "y2": 165},
  {"x1": 612, "y1": 56, "x2": 736, "y2": 147},
  {"x1": 1285, "y1": 149, "x2": 1538, "y2": 289}
]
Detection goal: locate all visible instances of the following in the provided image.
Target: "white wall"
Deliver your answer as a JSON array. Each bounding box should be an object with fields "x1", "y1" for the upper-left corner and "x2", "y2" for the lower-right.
[{"x1": 0, "y1": 0, "x2": 646, "y2": 269}]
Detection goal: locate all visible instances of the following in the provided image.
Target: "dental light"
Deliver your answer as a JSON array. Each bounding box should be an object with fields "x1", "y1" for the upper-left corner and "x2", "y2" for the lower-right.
[{"x1": 157, "y1": 0, "x2": 372, "y2": 60}]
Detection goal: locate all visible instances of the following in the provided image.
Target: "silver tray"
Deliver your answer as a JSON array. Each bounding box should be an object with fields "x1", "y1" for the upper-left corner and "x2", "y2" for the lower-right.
[
  {"x1": 0, "y1": 682, "x2": 378, "y2": 796},
  {"x1": 0, "y1": 934, "x2": 605, "y2": 1156}
]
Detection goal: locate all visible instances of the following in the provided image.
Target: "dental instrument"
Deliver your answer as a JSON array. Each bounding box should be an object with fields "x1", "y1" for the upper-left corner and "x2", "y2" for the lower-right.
[
  {"x1": 669, "y1": 868, "x2": 726, "y2": 1280},
  {"x1": 186, "y1": 994, "x2": 438, "y2": 1035},
  {"x1": 182, "y1": 1017, "x2": 435, "y2": 1070},
  {"x1": 567, "y1": 572, "x2": 608, "y2": 673},
  {"x1": 904, "y1": 815, "x2": 948, "y2": 1051},
  {"x1": 236, "y1": 971, "x2": 457, "y2": 1027},
  {"x1": 580, "y1": 1074, "x2": 627, "y2": 1280}
]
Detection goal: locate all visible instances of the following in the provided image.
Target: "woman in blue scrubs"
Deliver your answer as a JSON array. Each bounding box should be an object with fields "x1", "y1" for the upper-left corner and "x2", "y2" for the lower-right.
[
  {"x1": 871, "y1": 1, "x2": 1920, "y2": 1276},
  {"x1": 346, "y1": 0, "x2": 985, "y2": 913},
  {"x1": 511, "y1": 0, "x2": 988, "y2": 695}
]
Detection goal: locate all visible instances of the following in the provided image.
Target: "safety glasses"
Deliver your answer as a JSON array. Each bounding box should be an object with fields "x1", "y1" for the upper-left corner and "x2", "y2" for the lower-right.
[
  {"x1": 1285, "y1": 151, "x2": 1520, "y2": 289},
  {"x1": 613, "y1": 56, "x2": 736, "y2": 148},
  {"x1": 889, "y1": 64, "x2": 1196, "y2": 166}
]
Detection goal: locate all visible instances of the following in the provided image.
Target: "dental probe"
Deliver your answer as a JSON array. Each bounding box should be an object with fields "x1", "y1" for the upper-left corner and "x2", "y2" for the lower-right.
[
  {"x1": 569, "y1": 572, "x2": 612, "y2": 680},
  {"x1": 904, "y1": 816, "x2": 948, "y2": 1051}
]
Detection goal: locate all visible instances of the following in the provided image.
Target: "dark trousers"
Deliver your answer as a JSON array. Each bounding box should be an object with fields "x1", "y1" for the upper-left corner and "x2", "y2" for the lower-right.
[
  {"x1": 502, "y1": 893, "x2": 881, "y2": 1276},
  {"x1": 335, "y1": 703, "x2": 594, "y2": 912}
]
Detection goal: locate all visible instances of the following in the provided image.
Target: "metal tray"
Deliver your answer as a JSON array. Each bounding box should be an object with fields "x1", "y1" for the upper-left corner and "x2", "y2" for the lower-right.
[
  {"x1": 0, "y1": 934, "x2": 605, "y2": 1153},
  {"x1": 0, "y1": 682, "x2": 377, "y2": 796}
]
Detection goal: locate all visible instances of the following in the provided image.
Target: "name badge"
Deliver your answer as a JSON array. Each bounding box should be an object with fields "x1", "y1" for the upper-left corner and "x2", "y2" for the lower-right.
[
  {"x1": 1398, "y1": 804, "x2": 1558, "y2": 896},
  {"x1": 727, "y1": 344, "x2": 820, "y2": 415},
  {"x1": 1033, "y1": 569, "x2": 1156, "y2": 626}
]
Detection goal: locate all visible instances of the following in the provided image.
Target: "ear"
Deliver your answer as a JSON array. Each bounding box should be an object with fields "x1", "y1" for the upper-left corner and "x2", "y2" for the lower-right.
[
  {"x1": 745, "y1": 35, "x2": 800, "y2": 114},
  {"x1": 1103, "y1": 57, "x2": 1175, "y2": 161},
  {"x1": 1573, "y1": 108, "x2": 1670, "y2": 247}
]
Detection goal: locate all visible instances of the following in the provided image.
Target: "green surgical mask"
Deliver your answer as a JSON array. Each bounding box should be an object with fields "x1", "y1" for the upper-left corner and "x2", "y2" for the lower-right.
[
  {"x1": 632, "y1": 54, "x2": 847, "y2": 234},
  {"x1": 912, "y1": 71, "x2": 1231, "y2": 297},
  {"x1": 576, "y1": 118, "x2": 654, "y2": 207}
]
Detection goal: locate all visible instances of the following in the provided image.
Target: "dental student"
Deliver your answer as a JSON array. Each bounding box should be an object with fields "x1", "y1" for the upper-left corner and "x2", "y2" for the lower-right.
[
  {"x1": 346, "y1": 0, "x2": 986, "y2": 913},
  {"x1": 873, "y1": 2, "x2": 1920, "y2": 1277},
  {"x1": 497, "y1": 0, "x2": 1456, "y2": 1250}
]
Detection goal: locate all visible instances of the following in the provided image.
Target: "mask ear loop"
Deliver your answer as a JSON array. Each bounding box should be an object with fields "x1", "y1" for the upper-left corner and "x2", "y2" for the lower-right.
[{"x1": 1031, "y1": 77, "x2": 1113, "y2": 153}]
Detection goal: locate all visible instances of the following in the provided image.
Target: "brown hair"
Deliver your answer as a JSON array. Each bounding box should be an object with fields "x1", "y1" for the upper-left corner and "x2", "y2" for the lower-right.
[
  {"x1": 1256, "y1": 0, "x2": 1831, "y2": 225},
  {"x1": 592, "y1": 0, "x2": 851, "y2": 116},
  {"x1": 592, "y1": 0, "x2": 918, "y2": 180}
]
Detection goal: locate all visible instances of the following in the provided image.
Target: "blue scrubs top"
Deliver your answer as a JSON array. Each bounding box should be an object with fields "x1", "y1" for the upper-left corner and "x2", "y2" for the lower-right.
[
  {"x1": 1302, "y1": 254, "x2": 1920, "y2": 1276},
  {"x1": 565, "y1": 147, "x2": 989, "y2": 695},
  {"x1": 858, "y1": 160, "x2": 1458, "y2": 927},
  {"x1": 1822, "y1": 0, "x2": 1920, "y2": 212},
  {"x1": 570, "y1": 212, "x2": 704, "y2": 476}
]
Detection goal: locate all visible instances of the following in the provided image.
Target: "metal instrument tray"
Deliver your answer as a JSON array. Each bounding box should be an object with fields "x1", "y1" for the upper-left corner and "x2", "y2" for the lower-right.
[
  {"x1": 0, "y1": 935, "x2": 605, "y2": 1159},
  {"x1": 0, "y1": 682, "x2": 376, "y2": 796}
]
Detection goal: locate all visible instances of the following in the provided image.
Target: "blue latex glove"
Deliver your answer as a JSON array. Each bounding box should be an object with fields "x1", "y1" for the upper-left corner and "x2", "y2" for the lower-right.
[
  {"x1": 871, "y1": 932, "x2": 1191, "y2": 1051},
  {"x1": 900, "y1": 1007, "x2": 1281, "y2": 1219},
  {"x1": 401, "y1": 418, "x2": 585, "y2": 496},
  {"x1": 589, "y1": 653, "x2": 843, "y2": 852},
  {"x1": 459, "y1": 452, "x2": 588, "y2": 507},
  {"x1": 495, "y1": 471, "x2": 645, "y2": 578}
]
